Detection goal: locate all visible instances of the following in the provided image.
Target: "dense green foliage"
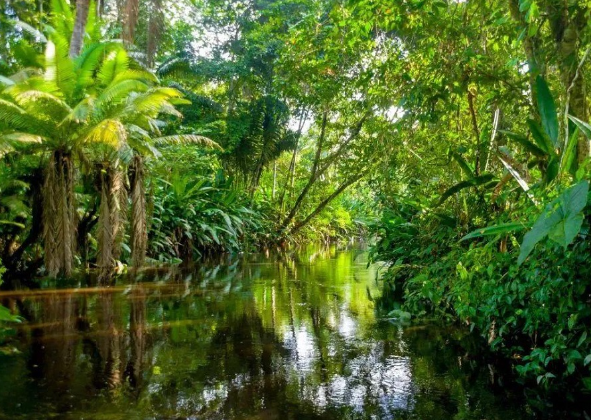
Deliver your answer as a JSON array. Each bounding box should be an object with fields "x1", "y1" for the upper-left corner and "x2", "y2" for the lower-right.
[
  {"x1": 2, "y1": 0, "x2": 591, "y2": 401},
  {"x1": 360, "y1": 0, "x2": 591, "y2": 398},
  {"x1": 0, "y1": 0, "x2": 375, "y2": 283}
]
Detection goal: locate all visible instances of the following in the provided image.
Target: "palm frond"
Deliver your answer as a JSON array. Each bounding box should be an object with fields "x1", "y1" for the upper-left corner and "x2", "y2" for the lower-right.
[
  {"x1": 153, "y1": 134, "x2": 222, "y2": 150},
  {"x1": 84, "y1": 118, "x2": 128, "y2": 148},
  {"x1": 0, "y1": 132, "x2": 43, "y2": 157},
  {"x1": 13, "y1": 90, "x2": 72, "y2": 122},
  {"x1": 44, "y1": 39, "x2": 76, "y2": 98},
  {"x1": 13, "y1": 20, "x2": 48, "y2": 43},
  {"x1": 0, "y1": 98, "x2": 49, "y2": 134},
  {"x1": 62, "y1": 96, "x2": 95, "y2": 124},
  {"x1": 112, "y1": 69, "x2": 158, "y2": 85},
  {"x1": 98, "y1": 49, "x2": 130, "y2": 86},
  {"x1": 49, "y1": 0, "x2": 74, "y2": 40},
  {"x1": 75, "y1": 43, "x2": 120, "y2": 91}
]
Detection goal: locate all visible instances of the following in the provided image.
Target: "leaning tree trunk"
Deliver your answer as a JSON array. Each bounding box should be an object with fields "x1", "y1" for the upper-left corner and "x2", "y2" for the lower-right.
[
  {"x1": 69, "y1": 0, "x2": 91, "y2": 58},
  {"x1": 43, "y1": 151, "x2": 76, "y2": 277},
  {"x1": 129, "y1": 155, "x2": 147, "y2": 268}
]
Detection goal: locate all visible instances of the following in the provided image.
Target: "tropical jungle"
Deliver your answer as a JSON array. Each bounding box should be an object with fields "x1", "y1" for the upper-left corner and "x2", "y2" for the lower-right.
[{"x1": 1, "y1": 0, "x2": 591, "y2": 418}]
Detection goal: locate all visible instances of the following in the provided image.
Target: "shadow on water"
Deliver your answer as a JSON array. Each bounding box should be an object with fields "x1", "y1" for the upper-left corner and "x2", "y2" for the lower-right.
[{"x1": 0, "y1": 244, "x2": 569, "y2": 419}]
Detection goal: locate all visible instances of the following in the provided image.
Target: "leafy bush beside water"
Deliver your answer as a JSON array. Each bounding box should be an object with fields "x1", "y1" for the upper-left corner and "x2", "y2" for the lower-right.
[
  {"x1": 370, "y1": 78, "x2": 591, "y2": 395},
  {"x1": 371, "y1": 181, "x2": 591, "y2": 393},
  {"x1": 0, "y1": 259, "x2": 20, "y2": 350}
]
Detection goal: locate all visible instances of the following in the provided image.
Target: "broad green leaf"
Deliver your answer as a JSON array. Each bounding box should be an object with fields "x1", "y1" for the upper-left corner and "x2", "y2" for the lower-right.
[
  {"x1": 547, "y1": 183, "x2": 588, "y2": 248},
  {"x1": 536, "y1": 76, "x2": 559, "y2": 147},
  {"x1": 500, "y1": 130, "x2": 546, "y2": 157},
  {"x1": 545, "y1": 157, "x2": 559, "y2": 184},
  {"x1": 449, "y1": 150, "x2": 474, "y2": 178},
  {"x1": 568, "y1": 115, "x2": 591, "y2": 139},
  {"x1": 436, "y1": 174, "x2": 495, "y2": 206},
  {"x1": 560, "y1": 127, "x2": 579, "y2": 177},
  {"x1": 461, "y1": 222, "x2": 528, "y2": 241},
  {"x1": 0, "y1": 305, "x2": 20, "y2": 322},
  {"x1": 527, "y1": 119, "x2": 555, "y2": 156},
  {"x1": 518, "y1": 181, "x2": 589, "y2": 264}
]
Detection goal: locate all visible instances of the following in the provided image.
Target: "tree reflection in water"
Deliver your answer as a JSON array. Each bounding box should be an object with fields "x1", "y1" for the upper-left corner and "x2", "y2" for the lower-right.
[{"x1": 0, "y1": 245, "x2": 530, "y2": 419}]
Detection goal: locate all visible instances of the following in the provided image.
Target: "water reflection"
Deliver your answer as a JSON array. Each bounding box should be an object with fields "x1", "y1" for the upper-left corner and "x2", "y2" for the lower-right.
[{"x1": 0, "y1": 245, "x2": 530, "y2": 419}]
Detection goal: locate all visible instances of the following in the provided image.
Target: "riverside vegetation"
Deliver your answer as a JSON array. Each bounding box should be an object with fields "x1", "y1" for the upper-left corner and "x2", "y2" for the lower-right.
[{"x1": 1, "y1": 0, "x2": 591, "y2": 416}]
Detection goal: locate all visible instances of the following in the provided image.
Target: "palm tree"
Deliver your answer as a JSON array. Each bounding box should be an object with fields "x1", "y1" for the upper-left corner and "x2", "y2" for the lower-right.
[{"x1": 0, "y1": 32, "x2": 217, "y2": 276}]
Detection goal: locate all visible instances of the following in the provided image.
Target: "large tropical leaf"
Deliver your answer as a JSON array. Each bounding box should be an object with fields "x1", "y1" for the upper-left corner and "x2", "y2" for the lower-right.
[
  {"x1": 536, "y1": 76, "x2": 559, "y2": 147},
  {"x1": 527, "y1": 119, "x2": 556, "y2": 157},
  {"x1": 568, "y1": 115, "x2": 591, "y2": 139},
  {"x1": 500, "y1": 130, "x2": 546, "y2": 157},
  {"x1": 559, "y1": 127, "x2": 579, "y2": 177},
  {"x1": 449, "y1": 150, "x2": 474, "y2": 178},
  {"x1": 436, "y1": 173, "x2": 495, "y2": 206},
  {"x1": 518, "y1": 181, "x2": 589, "y2": 265},
  {"x1": 462, "y1": 222, "x2": 529, "y2": 241}
]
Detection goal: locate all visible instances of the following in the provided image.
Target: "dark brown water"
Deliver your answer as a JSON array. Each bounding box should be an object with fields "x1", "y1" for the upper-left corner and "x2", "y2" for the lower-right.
[{"x1": 0, "y1": 246, "x2": 534, "y2": 419}]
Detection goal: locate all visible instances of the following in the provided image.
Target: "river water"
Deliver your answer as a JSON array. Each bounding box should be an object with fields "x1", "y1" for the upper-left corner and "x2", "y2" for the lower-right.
[{"x1": 0, "y1": 246, "x2": 536, "y2": 419}]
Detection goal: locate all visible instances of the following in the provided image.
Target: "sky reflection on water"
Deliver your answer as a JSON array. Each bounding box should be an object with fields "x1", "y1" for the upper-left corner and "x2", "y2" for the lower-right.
[{"x1": 0, "y1": 245, "x2": 530, "y2": 419}]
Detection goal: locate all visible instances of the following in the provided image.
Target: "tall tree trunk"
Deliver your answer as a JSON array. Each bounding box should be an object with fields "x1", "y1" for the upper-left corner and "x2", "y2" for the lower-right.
[
  {"x1": 97, "y1": 165, "x2": 125, "y2": 281},
  {"x1": 508, "y1": 0, "x2": 546, "y2": 114},
  {"x1": 130, "y1": 155, "x2": 147, "y2": 268},
  {"x1": 96, "y1": 0, "x2": 105, "y2": 18},
  {"x1": 69, "y1": 0, "x2": 91, "y2": 58},
  {"x1": 467, "y1": 88, "x2": 481, "y2": 176},
  {"x1": 43, "y1": 151, "x2": 76, "y2": 277},
  {"x1": 543, "y1": 0, "x2": 588, "y2": 163},
  {"x1": 122, "y1": 0, "x2": 140, "y2": 46},
  {"x1": 278, "y1": 107, "x2": 308, "y2": 213},
  {"x1": 146, "y1": 0, "x2": 163, "y2": 68}
]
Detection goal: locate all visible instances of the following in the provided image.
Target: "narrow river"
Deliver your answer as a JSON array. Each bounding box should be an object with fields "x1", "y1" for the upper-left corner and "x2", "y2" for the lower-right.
[{"x1": 0, "y1": 246, "x2": 533, "y2": 419}]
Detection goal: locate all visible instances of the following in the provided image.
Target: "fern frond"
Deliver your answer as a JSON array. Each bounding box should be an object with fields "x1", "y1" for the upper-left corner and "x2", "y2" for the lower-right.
[
  {"x1": 93, "y1": 79, "x2": 150, "y2": 121},
  {"x1": 0, "y1": 132, "x2": 43, "y2": 157},
  {"x1": 62, "y1": 96, "x2": 95, "y2": 124},
  {"x1": 112, "y1": 69, "x2": 158, "y2": 85}
]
